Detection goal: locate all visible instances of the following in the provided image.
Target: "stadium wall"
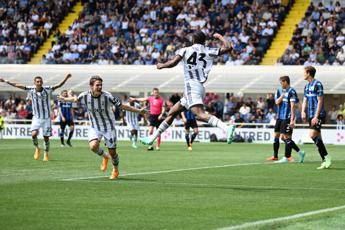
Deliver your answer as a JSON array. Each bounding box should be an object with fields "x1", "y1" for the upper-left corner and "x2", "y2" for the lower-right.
[{"x1": 1, "y1": 124, "x2": 344, "y2": 145}]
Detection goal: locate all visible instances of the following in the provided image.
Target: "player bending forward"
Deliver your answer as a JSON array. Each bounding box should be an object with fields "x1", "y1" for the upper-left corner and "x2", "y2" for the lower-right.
[
  {"x1": 140, "y1": 31, "x2": 235, "y2": 146},
  {"x1": 58, "y1": 76, "x2": 147, "y2": 180}
]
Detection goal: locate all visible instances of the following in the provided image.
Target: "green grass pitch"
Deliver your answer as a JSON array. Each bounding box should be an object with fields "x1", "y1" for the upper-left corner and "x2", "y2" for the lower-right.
[{"x1": 0, "y1": 139, "x2": 345, "y2": 230}]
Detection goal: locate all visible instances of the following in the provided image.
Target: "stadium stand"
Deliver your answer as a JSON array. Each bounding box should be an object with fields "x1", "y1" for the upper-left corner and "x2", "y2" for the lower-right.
[
  {"x1": 0, "y1": 0, "x2": 77, "y2": 64},
  {"x1": 40, "y1": 0, "x2": 292, "y2": 65},
  {"x1": 278, "y1": 0, "x2": 345, "y2": 65}
]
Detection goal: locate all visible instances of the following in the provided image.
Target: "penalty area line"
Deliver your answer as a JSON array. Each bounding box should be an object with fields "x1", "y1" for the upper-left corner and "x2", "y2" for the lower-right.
[
  {"x1": 218, "y1": 204, "x2": 345, "y2": 230},
  {"x1": 61, "y1": 162, "x2": 266, "y2": 181}
]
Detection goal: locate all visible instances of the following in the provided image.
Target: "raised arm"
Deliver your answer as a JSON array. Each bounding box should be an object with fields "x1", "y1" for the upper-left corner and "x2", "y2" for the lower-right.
[
  {"x1": 275, "y1": 93, "x2": 284, "y2": 105},
  {"x1": 157, "y1": 55, "x2": 183, "y2": 69},
  {"x1": 213, "y1": 33, "x2": 232, "y2": 55},
  {"x1": 0, "y1": 78, "x2": 26, "y2": 90},
  {"x1": 52, "y1": 73, "x2": 72, "y2": 90},
  {"x1": 129, "y1": 97, "x2": 147, "y2": 103}
]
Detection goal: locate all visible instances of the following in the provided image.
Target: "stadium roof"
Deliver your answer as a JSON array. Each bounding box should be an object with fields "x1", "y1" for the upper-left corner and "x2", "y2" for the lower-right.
[{"x1": 0, "y1": 65, "x2": 344, "y2": 94}]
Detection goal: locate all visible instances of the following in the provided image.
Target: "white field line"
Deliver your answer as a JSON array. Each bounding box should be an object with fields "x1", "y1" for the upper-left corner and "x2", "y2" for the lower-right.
[
  {"x1": 61, "y1": 162, "x2": 265, "y2": 181},
  {"x1": 218, "y1": 204, "x2": 345, "y2": 230}
]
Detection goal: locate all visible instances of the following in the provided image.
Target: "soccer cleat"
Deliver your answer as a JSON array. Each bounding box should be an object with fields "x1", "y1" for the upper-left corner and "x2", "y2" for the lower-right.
[
  {"x1": 43, "y1": 153, "x2": 49, "y2": 161},
  {"x1": 60, "y1": 144, "x2": 65, "y2": 147},
  {"x1": 156, "y1": 147, "x2": 160, "y2": 151},
  {"x1": 34, "y1": 147, "x2": 41, "y2": 160},
  {"x1": 140, "y1": 137, "x2": 154, "y2": 146},
  {"x1": 109, "y1": 168, "x2": 119, "y2": 180},
  {"x1": 266, "y1": 156, "x2": 278, "y2": 161},
  {"x1": 287, "y1": 157, "x2": 295, "y2": 162},
  {"x1": 132, "y1": 143, "x2": 138, "y2": 149},
  {"x1": 227, "y1": 125, "x2": 235, "y2": 144},
  {"x1": 317, "y1": 162, "x2": 327, "y2": 170},
  {"x1": 66, "y1": 140, "x2": 72, "y2": 147},
  {"x1": 100, "y1": 157, "x2": 109, "y2": 172},
  {"x1": 298, "y1": 151, "x2": 306, "y2": 163},
  {"x1": 188, "y1": 146, "x2": 192, "y2": 151},
  {"x1": 274, "y1": 157, "x2": 291, "y2": 164},
  {"x1": 324, "y1": 155, "x2": 332, "y2": 169},
  {"x1": 147, "y1": 146, "x2": 154, "y2": 151}
]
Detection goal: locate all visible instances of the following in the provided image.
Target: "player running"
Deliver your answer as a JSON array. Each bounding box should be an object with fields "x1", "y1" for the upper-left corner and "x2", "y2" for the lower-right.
[
  {"x1": 181, "y1": 109, "x2": 199, "y2": 151},
  {"x1": 124, "y1": 98, "x2": 141, "y2": 149},
  {"x1": 0, "y1": 74, "x2": 72, "y2": 161},
  {"x1": 140, "y1": 31, "x2": 235, "y2": 146},
  {"x1": 271, "y1": 76, "x2": 305, "y2": 163},
  {"x1": 58, "y1": 75, "x2": 147, "y2": 180},
  {"x1": 130, "y1": 88, "x2": 165, "y2": 151},
  {"x1": 58, "y1": 90, "x2": 74, "y2": 147},
  {"x1": 302, "y1": 66, "x2": 331, "y2": 169}
]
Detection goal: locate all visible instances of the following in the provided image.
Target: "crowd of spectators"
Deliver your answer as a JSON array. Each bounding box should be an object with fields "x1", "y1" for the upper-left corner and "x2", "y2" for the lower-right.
[
  {"x1": 278, "y1": 1, "x2": 345, "y2": 65},
  {"x1": 1, "y1": 92, "x2": 344, "y2": 128},
  {"x1": 0, "y1": 0, "x2": 77, "y2": 64},
  {"x1": 41, "y1": 0, "x2": 291, "y2": 65}
]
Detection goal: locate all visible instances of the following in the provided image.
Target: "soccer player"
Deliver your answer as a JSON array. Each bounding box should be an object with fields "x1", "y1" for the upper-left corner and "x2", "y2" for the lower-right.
[
  {"x1": 302, "y1": 66, "x2": 331, "y2": 169},
  {"x1": 181, "y1": 109, "x2": 198, "y2": 151},
  {"x1": 125, "y1": 98, "x2": 141, "y2": 149},
  {"x1": 130, "y1": 88, "x2": 165, "y2": 151},
  {"x1": 0, "y1": 74, "x2": 71, "y2": 161},
  {"x1": 58, "y1": 75, "x2": 147, "y2": 180},
  {"x1": 271, "y1": 76, "x2": 305, "y2": 163},
  {"x1": 58, "y1": 90, "x2": 74, "y2": 147},
  {"x1": 140, "y1": 31, "x2": 235, "y2": 146}
]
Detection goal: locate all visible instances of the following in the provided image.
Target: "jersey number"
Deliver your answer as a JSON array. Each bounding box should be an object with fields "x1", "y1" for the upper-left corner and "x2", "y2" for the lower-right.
[{"x1": 186, "y1": 52, "x2": 207, "y2": 68}]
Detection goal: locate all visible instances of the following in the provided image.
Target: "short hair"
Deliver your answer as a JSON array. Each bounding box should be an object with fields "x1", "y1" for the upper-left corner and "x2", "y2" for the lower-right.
[
  {"x1": 61, "y1": 89, "x2": 68, "y2": 94},
  {"x1": 304, "y1": 66, "x2": 316, "y2": 78},
  {"x1": 193, "y1": 31, "x2": 206, "y2": 45},
  {"x1": 89, "y1": 75, "x2": 103, "y2": 86},
  {"x1": 153, "y1": 88, "x2": 159, "y2": 92},
  {"x1": 34, "y1": 76, "x2": 43, "y2": 82},
  {"x1": 279, "y1": 75, "x2": 290, "y2": 85}
]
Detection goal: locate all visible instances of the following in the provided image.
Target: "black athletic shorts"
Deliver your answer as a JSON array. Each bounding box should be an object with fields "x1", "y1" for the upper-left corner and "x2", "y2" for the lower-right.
[
  {"x1": 148, "y1": 114, "x2": 162, "y2": 128},
  {"x1": 308, "y1": 117, "x2": 325, "y2": 132},
  {"x1": 274, "y1": 119, "x2": 293, "y2": 135},
  {"x1": 60, "y1": 120, "x2": 74, "y2": 128},
  {"x1": 185, "y1": 119, "x2": 198, "y2": 130}
]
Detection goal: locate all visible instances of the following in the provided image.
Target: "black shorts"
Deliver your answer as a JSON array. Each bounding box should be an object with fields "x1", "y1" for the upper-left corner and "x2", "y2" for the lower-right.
[
  {"x1": 60, "y1": 120, "x2": 74, "y2": 128},
  {"x1": 308, "y1": 117, "x2": 325, "y2": 132},
  {"x1": 148, "y1": 114, "x2": 162, "y2": 128},
  {"x1": 274, "y1": 119, "x2": 292, "y2": 135},
  {"x1": 185, "y1": 119, "x2": 198, "y2": 130}
]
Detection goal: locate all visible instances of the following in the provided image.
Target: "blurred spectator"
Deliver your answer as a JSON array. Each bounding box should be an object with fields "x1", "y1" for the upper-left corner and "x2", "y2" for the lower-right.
[
  {"x1": 328, "y1": 105, "x2": 338, "y2": 124},
  {"x1": 336, "y1": 114, "x2": 345, "y2": 130}
]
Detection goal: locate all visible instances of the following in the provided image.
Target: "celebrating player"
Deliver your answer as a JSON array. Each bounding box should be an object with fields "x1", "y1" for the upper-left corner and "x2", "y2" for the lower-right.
[
  {"x1": 130, "y1": 88, "x2": 165, "y2": 151},
  {"x1": 140, "y1": 31, "x2": 235, "y2": 146},
  {"x1": 0, "y1": 74, "x2": 72, "y2": 161},
  {"x1": 302, "y1": 66, "x2": 332, "y2": 169},
  {"x1": 271, "y1": 76, "x2": 305, "y2": 163},
  {"x1": 58, "y1": 90, "x2": 74, "y2": 147},
  {"x1": 58, "y1": 75, "x2": 147, "y2": 180}
]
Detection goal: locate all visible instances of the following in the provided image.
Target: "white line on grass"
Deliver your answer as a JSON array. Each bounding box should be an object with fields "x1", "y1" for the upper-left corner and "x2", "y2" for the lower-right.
[
  {"x1": 218, "y1": 204, "x2": 345, "y2": 230},
  {"x1": 61, "y1": 162, "x2": 265, "y2": 181}
]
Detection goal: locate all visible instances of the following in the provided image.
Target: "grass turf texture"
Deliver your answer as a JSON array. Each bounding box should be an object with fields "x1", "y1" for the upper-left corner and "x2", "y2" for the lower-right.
[{"x1": 0, "y1": 140, "x2": 344, "y2": 230}]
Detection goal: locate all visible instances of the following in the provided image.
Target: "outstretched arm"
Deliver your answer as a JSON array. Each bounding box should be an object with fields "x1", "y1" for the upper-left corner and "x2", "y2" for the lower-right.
[
  {"x1": 0, "y1": 78, "x2": 26, "y2": 90},
  {"x1": 157, "y1": 55, "x2": 183, "y2": 69},
  {"x1": 57, "y1": 95, "x2": 78, "y2": 103},
  {"x1": 120, "y1": 104, "x2": 148, "y2": 115},
  {"x1": 52, "y1": 73, "x2": 72, "y2": 90},
  {"x1": 213, "y1": 33, "x2": 232, "y2": 55},
  {"x1": 129, "y1": 97, "x2": 147, "y2": 103}
]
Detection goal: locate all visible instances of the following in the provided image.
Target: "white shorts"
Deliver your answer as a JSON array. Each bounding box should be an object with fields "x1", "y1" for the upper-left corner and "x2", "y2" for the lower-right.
[
  {"x1": 88, "y1": 127, "x2": 117, "y2": 149},
  {"x1": 180, "y1": 80, "x2": 205, "y2": 109},
  {"x1": 128, "y1": 122, "x2": 140, "y2": 131},
  {"x1": 31, "y1": 117, "x2": 52, "y2": 137}
]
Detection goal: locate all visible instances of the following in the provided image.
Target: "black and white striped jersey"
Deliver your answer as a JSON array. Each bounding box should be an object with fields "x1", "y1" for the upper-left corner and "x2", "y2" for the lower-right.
[
  {"x1": 176, "y1": 44, "x2": 219, "y2": 84},
  {"x1": 125, "y1": 102, "x2": 140, "y2": 125},
  {"x1": 77, "y1": 90, "x2": 122, "y2": 132},
  {"x1": 25, "y1": 86, "x2": 53, "y2": 119}
]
